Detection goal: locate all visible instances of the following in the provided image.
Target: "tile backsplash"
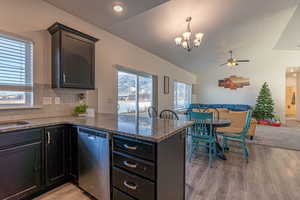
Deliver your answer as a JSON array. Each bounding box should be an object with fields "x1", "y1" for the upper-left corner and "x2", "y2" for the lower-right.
[{"x1": 0, "y1": 84, "x2": 98, "y2": 122}]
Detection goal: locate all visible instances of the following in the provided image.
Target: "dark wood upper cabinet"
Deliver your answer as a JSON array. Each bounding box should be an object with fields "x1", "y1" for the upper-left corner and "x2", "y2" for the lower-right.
[{"x1": 48, "y1": 23, "x2": 99, "y2": 89}]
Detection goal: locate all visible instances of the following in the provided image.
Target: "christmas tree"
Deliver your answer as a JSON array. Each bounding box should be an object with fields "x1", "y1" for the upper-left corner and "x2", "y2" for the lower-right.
[{"x1": 253, "y1": 82, "x2": 274, "y2": 120}]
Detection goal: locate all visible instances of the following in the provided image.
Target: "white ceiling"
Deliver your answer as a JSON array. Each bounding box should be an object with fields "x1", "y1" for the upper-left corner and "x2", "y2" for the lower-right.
[{"x1": 44, "y1": 0, "x2": 300, "y2": 72}]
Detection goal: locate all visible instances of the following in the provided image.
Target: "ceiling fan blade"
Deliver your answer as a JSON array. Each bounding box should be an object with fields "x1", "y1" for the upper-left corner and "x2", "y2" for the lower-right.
[
  {"x1": 236, "y1": 59, "x2": 250, "y2": 62},
  {"x1": 219, "y1": 63, "x2": 228, "y2": 67}
]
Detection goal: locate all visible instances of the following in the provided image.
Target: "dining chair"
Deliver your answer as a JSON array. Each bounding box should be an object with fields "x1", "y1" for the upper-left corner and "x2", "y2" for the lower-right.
[
  {"x1": 147, "y1": 106, "x2": 158, "y2": 118},
  {"x1": 159, "y1": 109, "x2": 179, "y2": 120},
  {"x1": 203, "y1": 108, "x2": 220, "y2": 120},
  {"x1": 217, "y1": 110, "x2": 252, "y2": 162},
  {"x1": 188, "y1": 112, "x2": 216, "y2": 168}
]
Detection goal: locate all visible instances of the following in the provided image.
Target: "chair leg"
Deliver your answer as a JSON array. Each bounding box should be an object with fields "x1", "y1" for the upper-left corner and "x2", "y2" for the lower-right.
[
  {"x1": 221, "y1": 137, "x2": 228, "y2": 153},
  {"x1": 242, "y1": 140, "x2": 249, "y2": 162},
  {"x1": 213, "y1": 141, "x2": 217, "y2": 157},
  {"x1": 189, "y1": 142, "x2": 197, "y2": 162},
  {"x1": 208, "y1": 143, "x2": 213, "y2": 168}
]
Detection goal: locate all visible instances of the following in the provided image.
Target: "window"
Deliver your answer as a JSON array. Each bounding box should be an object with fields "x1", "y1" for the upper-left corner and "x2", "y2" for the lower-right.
[
  {"x1": 0, "y1": 34, "x2": 33, "y2": 107},
  {"x1": 174, "y1": 81, "x2": 192, "y2": 109},
  {"x1": 117, "y1": 66, "x2": 157, "y2": 117}
]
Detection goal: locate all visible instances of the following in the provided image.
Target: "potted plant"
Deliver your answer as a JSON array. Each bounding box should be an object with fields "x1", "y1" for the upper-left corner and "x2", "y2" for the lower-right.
[{"x1": 74, "y1": 104, "x2": 88, "y2": 117}]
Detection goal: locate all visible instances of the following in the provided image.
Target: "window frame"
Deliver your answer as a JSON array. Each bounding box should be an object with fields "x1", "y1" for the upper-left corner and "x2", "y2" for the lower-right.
[
  {"x1": 0, "y1": 33, "x2": 34, "y2": 108},
  {"x1": 115, "y1": 65, "x2": 158, "y2": 117},
  {"x1": 173, "y1": 80, "x2": 192, "y2": 110}
]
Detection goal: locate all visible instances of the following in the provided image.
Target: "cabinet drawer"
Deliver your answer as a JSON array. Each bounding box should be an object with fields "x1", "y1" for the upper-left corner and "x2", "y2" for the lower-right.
[
  {"x1": 113, "y1": 152, "x2": 155, "y2": 181},
  {"x1": 113, "y1": 135, "x2": 155, "y2": 161},
  {"x1": 112, "y1": 167, "x2": 155, "y2": 200},
  {"x1": 0, "y1": 128, "x2": 42, "y2": 149},
  {"x1": 113, "y1": 188, "x2": 135, "y2": 200}
]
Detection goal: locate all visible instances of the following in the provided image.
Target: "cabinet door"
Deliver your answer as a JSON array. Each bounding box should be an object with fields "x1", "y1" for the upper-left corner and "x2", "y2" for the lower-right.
[
  {"x1": 45, "y1": 126, "x2": 67, "y2": 186},
  {"x1": 61, "y1": 31, "x2": 95, "y2": 89},
  {"x1": 68, "y1": 126, "x2": 78, "y2": 182},
  {"x1": 0, "y1": 142, "x2": 42, "y2": 200}
]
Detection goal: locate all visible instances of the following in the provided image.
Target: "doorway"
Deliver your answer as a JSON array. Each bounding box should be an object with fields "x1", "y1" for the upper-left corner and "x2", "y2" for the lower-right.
[
  {"x1": 286, "y1": 68, "x2": 297, "y2": 119},
  {"x1": 117, "y1": 68, "x2": 156, "y2": 117}
]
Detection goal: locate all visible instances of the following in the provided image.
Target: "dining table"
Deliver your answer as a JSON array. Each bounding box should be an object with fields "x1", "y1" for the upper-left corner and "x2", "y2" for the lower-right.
[{"x1": 178, "y1": 114, "x2": 231, "y2": 160}]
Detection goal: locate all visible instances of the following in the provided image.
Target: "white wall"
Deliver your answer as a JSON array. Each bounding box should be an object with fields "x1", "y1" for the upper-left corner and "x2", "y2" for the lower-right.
[
  {"x1": 0, "y1": 0, "x2": 196, "y2": 115},
  {"x1": 195, "y1": 6, "x2": 300, "y2": 122}
]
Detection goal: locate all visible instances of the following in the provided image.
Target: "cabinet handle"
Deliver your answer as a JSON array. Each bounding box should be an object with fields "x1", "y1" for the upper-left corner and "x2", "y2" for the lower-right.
[
  {"x1": 123, "y1": 160, "x2": 137, "y2": 168},
  {"x1": 47, "y1": 132, "x2": 51, "y2": 144},
  {"x1": 63, "y1": 72, "x2": 66, "y2": 83},
  {"x1": 123, "y1": 181, "x2": 137, "y2": 190},
  {"x1": 124, "y1": 144, "x2": 137, "y2": 150}
]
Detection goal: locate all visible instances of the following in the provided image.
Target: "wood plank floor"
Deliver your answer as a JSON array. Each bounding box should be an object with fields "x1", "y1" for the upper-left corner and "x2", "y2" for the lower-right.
[{"x1": 35, "y1": 144, "x2": 300, "y2": 200}]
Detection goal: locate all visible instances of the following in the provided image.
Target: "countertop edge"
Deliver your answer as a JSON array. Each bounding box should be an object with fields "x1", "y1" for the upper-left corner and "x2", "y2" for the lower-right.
[{"x1": 0, "y1": 119, "x2": 194, "y2": 142}]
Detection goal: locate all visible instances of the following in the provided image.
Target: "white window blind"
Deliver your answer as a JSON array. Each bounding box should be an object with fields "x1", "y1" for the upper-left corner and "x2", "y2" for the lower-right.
[
  {"x1": 0, "y1": 34, "x2": 33, "y2": 106},
  {"x1": 174, "y1": 81, "x2": 192, "y2": 110}
]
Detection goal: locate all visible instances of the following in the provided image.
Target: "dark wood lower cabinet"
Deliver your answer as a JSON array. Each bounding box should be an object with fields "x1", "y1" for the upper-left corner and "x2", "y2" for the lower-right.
[
  {"x1": 68, "y1": 126, "x2": 78, "y2": 183},
  {"x1": 0, "y1": 129, "x2": 43, "y2": 200},
  {"x1": 112, "y1": 130, "x2": 186, "y2": 200},
  {"x1": 45, "y1": 126, "x2": 68, "y2": 187},
  {"x1": 0, "y1": 125, "x2": 186, "y2": 200}
]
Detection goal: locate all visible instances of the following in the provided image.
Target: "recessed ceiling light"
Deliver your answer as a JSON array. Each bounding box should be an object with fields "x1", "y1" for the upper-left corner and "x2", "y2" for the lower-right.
[{"x1": 113, "y1": 4, "x2": 124, "y2": 13}]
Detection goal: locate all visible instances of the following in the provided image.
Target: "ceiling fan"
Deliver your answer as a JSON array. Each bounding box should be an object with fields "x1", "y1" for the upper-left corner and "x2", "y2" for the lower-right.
[{"x1": 220, "y1": 50, "x2": 250, "y2": 67}]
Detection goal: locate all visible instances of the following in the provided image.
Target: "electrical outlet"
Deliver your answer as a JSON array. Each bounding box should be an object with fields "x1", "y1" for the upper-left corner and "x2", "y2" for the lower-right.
[
  {"x1": 54, "y1": 97, "x2": 61, "y2": 104},
  {"x1": 43, "y1": 97, "x2": 52, "y2": 105}
]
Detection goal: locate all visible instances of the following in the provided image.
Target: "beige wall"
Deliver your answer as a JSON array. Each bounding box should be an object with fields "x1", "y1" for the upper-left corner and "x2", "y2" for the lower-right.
[{"x1": 0, "y1": 0, "x2": 196, "y2": 120}]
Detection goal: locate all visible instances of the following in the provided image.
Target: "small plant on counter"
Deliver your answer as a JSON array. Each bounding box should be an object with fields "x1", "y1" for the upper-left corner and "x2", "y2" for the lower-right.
[{"x1": 74, "y1": 104, "x2": 88, "y2": 116}]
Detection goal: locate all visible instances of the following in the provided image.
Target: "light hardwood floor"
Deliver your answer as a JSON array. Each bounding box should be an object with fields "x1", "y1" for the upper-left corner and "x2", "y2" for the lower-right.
[{"x1": 35, "y1": 144, "x2": 300, "y2": 200}]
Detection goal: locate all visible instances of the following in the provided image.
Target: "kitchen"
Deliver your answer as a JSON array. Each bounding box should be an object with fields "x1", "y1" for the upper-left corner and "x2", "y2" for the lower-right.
[{"x1": 0, "y1": 1, "x2": 196, "y2": 200}]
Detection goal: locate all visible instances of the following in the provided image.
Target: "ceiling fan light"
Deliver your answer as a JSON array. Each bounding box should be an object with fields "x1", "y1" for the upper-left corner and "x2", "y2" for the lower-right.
[
  {"x1": 174, "y1": 37, "x2": 182, "y2": 45},
  {"x1": 182, "y1": 31, "x2": 191, "y2": 40}
]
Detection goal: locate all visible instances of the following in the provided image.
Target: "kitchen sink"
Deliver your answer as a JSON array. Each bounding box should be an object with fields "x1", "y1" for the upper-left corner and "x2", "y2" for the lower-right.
[{"x1": 0, "y1": 121, "x2": 31, "y2": 129}]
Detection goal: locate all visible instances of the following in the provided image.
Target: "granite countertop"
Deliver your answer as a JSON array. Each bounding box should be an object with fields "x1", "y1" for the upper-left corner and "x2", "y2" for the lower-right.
[{"x1": 0, "y1": 114, "x2": 194, "y2": 142}]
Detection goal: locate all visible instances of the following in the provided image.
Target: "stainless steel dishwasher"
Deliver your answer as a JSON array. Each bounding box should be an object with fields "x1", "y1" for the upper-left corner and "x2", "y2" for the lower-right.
[{"x1": 78, "y1": 127, "x2": 110, "y2": 200}]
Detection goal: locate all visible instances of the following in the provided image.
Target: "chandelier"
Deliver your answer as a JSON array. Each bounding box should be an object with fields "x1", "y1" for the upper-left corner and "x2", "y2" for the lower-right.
[{"x1": 174, "y1": 17, "x2": 204, "y2": 52}]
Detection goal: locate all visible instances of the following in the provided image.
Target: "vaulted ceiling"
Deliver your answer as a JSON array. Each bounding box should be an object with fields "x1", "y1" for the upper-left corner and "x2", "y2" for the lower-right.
[{"x1": 44, "y1": 0, "x2": 300, "y2": 72}]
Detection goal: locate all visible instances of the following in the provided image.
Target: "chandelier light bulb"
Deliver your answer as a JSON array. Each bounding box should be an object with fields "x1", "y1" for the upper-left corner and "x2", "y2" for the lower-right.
[
  {"x1": 182, "y1": 41, "x2": 188, "y2": 49},
  {"x1": 194, "y1": 39, "x2": 201, "y2": 47},
  {"x1": 174, "y1": 17, "x2": 203, "y2": 52},
  {"x1": 195, "y1": 33, "x2": 204, "y2": 40},
  {"x1": 174, "y1": 37, "x2": 182, "y2": 45},
  {"x1": 182, "y1": 31, "x2": 191, "y2": 40}
]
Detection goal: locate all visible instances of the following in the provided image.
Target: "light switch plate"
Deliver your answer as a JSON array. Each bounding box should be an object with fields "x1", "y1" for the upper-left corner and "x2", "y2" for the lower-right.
[
  {"x1": 54, "y1": 97, "x2": 61, "y2": 104},
  {"x1": 43, "y1": 97, "x2": 52, "y2": 105}
]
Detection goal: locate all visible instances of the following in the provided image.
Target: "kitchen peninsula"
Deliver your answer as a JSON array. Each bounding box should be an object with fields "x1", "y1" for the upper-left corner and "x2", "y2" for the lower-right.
[{"x1": 0, "y1": 114, "x2": 193, "y2": 200}]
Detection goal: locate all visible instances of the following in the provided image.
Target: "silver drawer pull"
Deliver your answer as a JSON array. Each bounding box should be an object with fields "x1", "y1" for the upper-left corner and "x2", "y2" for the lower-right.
[
  {"x1": 123, "y1": 160, "x2": 137, "y2": 168},
  {"x1": 123, "y1": 181, "x2": 137, "y2": 190},
  {"x1": 47, "y1": 132, "x2": 51, "y2": 144},
  {"x1": 124, "y1": 144, "x2": 137, "y2": 150}
]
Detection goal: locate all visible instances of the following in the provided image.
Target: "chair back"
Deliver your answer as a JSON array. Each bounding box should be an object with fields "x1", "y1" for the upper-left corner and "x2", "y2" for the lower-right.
[
  {"x1": 148, "y1": 106, "x2": 158, "y2": 118},
  {"x1": 203, "y1": 108, "x2": 220, "y2": 120},
  {"x1": 189, "y1": 112, "x2": 213, "y2": 138},
  {"x1": 241, "y1": 110, "x2": 253, "y2": 137},
  {"x1": 159, "y1": 109, "x2": 179, "y2": 120}
]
